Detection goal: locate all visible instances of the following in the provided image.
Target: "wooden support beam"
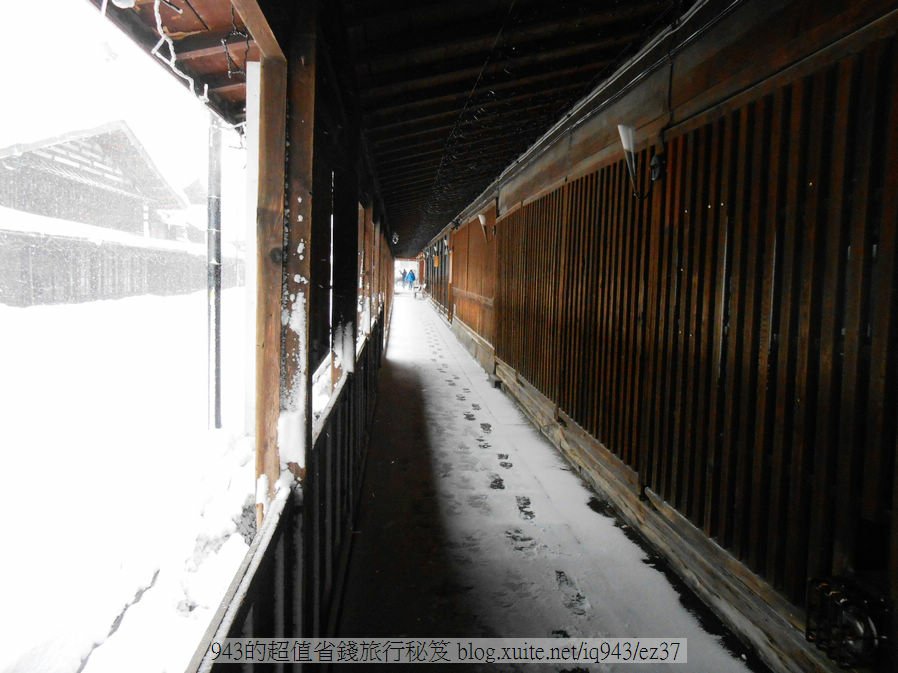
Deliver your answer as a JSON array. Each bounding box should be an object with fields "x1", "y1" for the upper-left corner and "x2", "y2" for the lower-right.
[
  {"x1": 361, "y1": 57, "x2": 610, "y2": 105},
  {"x1": 281, "y1": 0, "x2": 316, "y2": 505},
  {"x1": 233, "y1": 0, "x2": 285, "y2": 60},
  {"x1": 255, "y1": 54, "x2": 288, "y2": 525},
  {"x1": 362, "y1": 39, "x2": 639, "y2": 107},
  {"x1": 333, "y1": 165, "x2": 360, "y2": 379},
  {"x1": 224, "y1": 0, "x2": 290, "y2": 527},
  {"x1": 207, "y1": 74, "x2": 248, "y2": 95},
  {"x1": 368, "y1": 85, "x2": 584, "y2": 143},
  {"x1": 86, "y1": 0, "x2": 238, "y2": 123},
  {"x1": 372, "y1": 114, "x2": 551, "y2": 152},
  {"x1": 375, "y1": 127, "x2": 532, "y2": 162},
  {"x1": 173, "y1": 30, "x2": 258, "y2": 60},
  {"x1": 365, "y1": 81, "x2": 586, "y2": 127},
  {"x1": 356, "y1": 6, "x2": 659, "y2": 76},
  {"x1": 367, "y1": 87, "x2": 575, "y2": 133}
]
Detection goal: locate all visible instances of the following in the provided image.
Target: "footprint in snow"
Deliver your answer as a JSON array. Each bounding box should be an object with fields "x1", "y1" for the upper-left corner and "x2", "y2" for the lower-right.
[
  {"x1": 464, "y1": 412, "x2": 476, "y2": 421},
  {"x1": 489, "y1": 474, "x2": 505, "y2": 489},
  {"x1": 480, "y1": 422, "x2": 492, "y2": 433},
  {"x1": 500, "y1": 461, "x2": 513, "y2": 469},
  {"x1": 467, "y1": 494, "x2": 491, "y2": 513},
  {"x1": 505, "y1": 528, "x2": 537, "y2": 552},
  {"x1": 471, "y1": 403, "x2": 481, "y2": 410},
  {"x1": 555, "y1": 571, "x2": 590, "y2": 616},
  {"x1": 516, "y1": 495, "x2": 535, "y2": 520}
]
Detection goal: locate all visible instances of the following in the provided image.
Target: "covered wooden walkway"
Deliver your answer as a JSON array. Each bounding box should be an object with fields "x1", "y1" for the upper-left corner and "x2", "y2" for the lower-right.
[{"x1": 336, "y1": 293, "x2": 767, "y2": 672}]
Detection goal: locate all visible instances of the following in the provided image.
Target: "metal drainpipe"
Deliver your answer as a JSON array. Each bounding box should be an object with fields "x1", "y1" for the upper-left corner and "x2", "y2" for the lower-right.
[{"x1": 207, "y1": 114, "x2": 222, "y2": 429}]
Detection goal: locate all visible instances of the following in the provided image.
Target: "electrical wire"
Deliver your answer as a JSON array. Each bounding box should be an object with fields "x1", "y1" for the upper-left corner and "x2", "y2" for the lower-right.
[
  {"x1": 222, "y1": 4, "x2": 250, "y2": 80},
  {"x1": 149, "y1": 0, "x2": 209, "y2": 103},
  {"x1": 420, "y1": 0, "x2": 518, "y2": 224}
]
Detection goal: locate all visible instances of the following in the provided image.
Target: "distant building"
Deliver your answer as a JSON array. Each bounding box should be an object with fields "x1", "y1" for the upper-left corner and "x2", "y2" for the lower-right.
[
  {"x1": 0, "y1": 120, "x2": 187, "y2": 238},
  {"x1": 159, "y1": 176, "x2": 207, "y2": 244},
  {"x1": 0, "y1": 121, "x2": 247, "y2": 307}
]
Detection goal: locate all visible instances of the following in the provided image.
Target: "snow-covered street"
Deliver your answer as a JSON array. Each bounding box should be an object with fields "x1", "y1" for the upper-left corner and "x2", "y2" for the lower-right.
[
  {"x1": 0, "y1": 289, "x2": 254, "y2": 673},
  {"x1": 339, "y1": 293, "x2": 768, "y2": 672}
]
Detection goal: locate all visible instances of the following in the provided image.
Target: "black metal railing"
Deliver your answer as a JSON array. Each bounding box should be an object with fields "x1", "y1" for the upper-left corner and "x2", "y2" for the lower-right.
[{"x1": 189, "y1": 310, "x2": 385, "y2": 672}]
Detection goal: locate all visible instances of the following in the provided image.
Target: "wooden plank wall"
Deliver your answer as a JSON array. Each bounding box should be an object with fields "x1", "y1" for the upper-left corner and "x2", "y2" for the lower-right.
[
  {"x1": 449, "y1": 205, "x2": 498, "y2": 344},
  {"x1": 423, "y1": 234, "x2": 450, "y2": 313},
  {"x1": 481, "y1": 29, "x2": 898, "y2": 620}
]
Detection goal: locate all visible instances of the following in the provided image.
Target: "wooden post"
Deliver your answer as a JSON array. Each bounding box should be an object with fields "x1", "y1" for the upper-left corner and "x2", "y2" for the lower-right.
[
  {"x1": 254, "y1": 53, "x2": 288, "y2": 526},
  {"x1": 333, "y1": 165, "x2": 359, "y2": 376},
  {"x1": 231, "y1": 0, "x2": 287, "y2": 526},
  {"x1": 282, "y1": 0, "x2": 317, "y2": 485}
]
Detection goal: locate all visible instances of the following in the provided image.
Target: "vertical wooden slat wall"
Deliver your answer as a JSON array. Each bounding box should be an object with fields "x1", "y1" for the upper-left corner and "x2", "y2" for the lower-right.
[
  {"x1": 449, "y1": 207, "x2": 498, "y2": 343},
  {"x1": 480, "y1": 33, "x2": 898, "y2": 612},
  {"x1": 497, "y1": 190, "x2": 565, "y2": 396},
  {"x1": 424, "y1": 235, "x2": 451, "y2": 314}
]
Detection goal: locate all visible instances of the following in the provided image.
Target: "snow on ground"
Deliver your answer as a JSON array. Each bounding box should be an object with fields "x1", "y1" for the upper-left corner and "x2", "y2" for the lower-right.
[
  {"x1": 360, "y1": 293, "x2": 764, "y2": 671},
  {"x1": 0, "y1": 288, "x2": 254, "y2": 673}
]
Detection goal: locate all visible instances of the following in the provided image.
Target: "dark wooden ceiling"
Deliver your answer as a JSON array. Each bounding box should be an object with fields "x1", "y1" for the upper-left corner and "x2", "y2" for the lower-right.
[
  {"x1": 341, "y1": 0, "x2": 682, "y2": 256},
  {"x1": 91, "y1": 0, "x2": 686, "y2": 258}
]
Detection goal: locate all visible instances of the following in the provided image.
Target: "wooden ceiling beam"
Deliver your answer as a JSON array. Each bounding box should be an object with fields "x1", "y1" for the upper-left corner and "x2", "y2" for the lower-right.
[
  {"x1": 379, "y1": 174, "x2": 440, "y2": 193},
  {"x1": 359, "y1": 36, "x2": 633, "y2": 104},
  {"x1": 173, "y1": 30, "x2": 257, "y2": 60},
  {"x1": 344, "y1": 0, "x2": 506, "y2": 35},
  {"x1": 355, "y1": 1, "x2": 665, "y2": 76},
  {"x1": 374, "y1": 136, "x2": 524, "y2": 175},
  {"x1": 365, "y1": 78, "x2": 587, "y2": 133},
  {"x1": 84, "y1": 0, "x2": 240, "y2": 124},
  {"x1": 369, "y1": 101, "x2": 564, "y2": 147},
  {"x1": 207, "y1": 74, "x2": 248, "y2": 95},
  {"x1": 376, "y1": 159, "x2": 444, "y2": 182},
  {"x1": 373, "y1": 122, "x2": 544, "y2": 161},
  {"x1": 232, "y1": 0, "x2": 285, "y2": 61},
  {"x1": 373, "y1": 117, "x2": 550, "y2": 157},
  {"x1": 384, "y1": 162, "x2": 500, "y2": 193},
  {"x1": 374, "y1": 153, "x2": 444, "y2": 172},
  {"x1": 365, "y1": 80, "x2": 587, "y2": 127}
]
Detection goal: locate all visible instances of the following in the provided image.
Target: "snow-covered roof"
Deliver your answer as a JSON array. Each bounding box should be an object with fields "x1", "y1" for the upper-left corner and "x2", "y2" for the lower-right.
[
  {"x1": 0, "y1": 205, "x2": 204, "y2": 255},
  {"x1": 0, "y1": 120, "x2": 188, "y2": 210}
]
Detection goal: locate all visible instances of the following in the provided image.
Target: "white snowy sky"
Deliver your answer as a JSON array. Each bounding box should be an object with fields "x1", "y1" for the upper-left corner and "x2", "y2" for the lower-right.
[
  {"x1": 2, "y1": 0, "x2": 251, "y2": 240},
  {"x1": 2, "y1": 0, "x2": 211, "y2": 186}
]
